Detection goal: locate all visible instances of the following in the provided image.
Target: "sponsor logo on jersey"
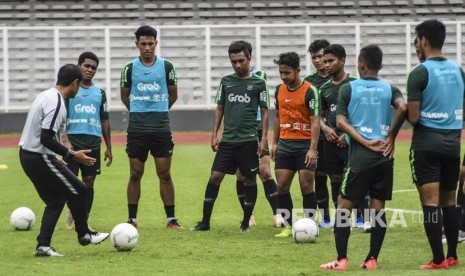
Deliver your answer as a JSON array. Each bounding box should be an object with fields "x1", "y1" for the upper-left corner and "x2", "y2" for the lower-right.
[
  {"x1": 74, "y1": 104, "x2": 97, "y2": 114},
  {"x1": 228, "y1": 93, "x2": 250, "y2": 103},
  {"x1": 309, "y1": 99, "x2": 315, "y2": 109},
  {"x1": 137, "y1": 81, "x2": 161, "y2": 92},
  {"x1": 247, "y1": 84, "x2": 253, "y2": 91},
  {"x1": 420, "y1": 111, "x2": 449, "y2": 119},
  {"x1": 330, "y1": 104, "x2": 336, "y2": 112},
  {"x1": 359, "y1": 126, "x2": 373, "y2": 134}
]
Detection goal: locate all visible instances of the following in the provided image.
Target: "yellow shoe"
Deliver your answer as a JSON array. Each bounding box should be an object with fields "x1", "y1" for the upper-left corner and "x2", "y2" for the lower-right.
[{"x1": 274, "y1": 227, "x2": 292, "y2": 237}]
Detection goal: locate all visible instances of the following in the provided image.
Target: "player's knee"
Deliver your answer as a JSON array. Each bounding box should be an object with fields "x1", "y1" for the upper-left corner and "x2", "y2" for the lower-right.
[
  {"x1": 157, "y1": 170, "x2": 172, "y2": 184},
  {"x1": 82, "y1": 176, "x2": 95, "y2": 188},
  {"x1": 243, "y1": 176, "x2": 257, "y2": 186},
  {"x1": 129, "y1": 169, "x2": 143, "y2": 182}
]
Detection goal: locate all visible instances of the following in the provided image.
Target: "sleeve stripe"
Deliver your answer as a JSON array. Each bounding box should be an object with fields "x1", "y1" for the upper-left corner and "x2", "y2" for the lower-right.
[
  {"x1": 311, "y1": 86, "x2": 319, "y2": 116},
  {"x1": 49, "y1": 93, "x2": 61, "y2": 130}
]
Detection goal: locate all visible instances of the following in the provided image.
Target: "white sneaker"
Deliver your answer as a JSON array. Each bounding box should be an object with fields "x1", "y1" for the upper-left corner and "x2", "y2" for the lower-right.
[
  {"x1": 65, "y1": 209, "x2": 75, "y2": 230},
  {"x1": 249, "y1": 215, "x2": 256, "y2": 227},
  {"x1": 79, "y1": 232, "x2": 109, "y2": 246},
  {"x1": 362, "y1": 221, "x2": 372, "y2": 233},
  {"x1": 35, "y1": 246, "x2": 64, "y2": 257},
  {"x1": 274, "y1": 214, "x2": 285, "y2": 228}
]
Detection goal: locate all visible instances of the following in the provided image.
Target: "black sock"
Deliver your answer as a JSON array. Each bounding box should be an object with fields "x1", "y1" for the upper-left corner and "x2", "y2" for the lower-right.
[
  {"x1": 315, "y1": 175, "x2": 329, "y2": 220},
  {"x1": 278, "y1": 193, "x2": 293, "y2": 227},
  {"x1": 330, "y1": 182, "x2": 341, "y2": 208},
  {"x1": 334, "y1": 209, "x2": 351, "y2": 260},
  {"x1": 363, "y1": 196, "x2": 370, "y2": 222},
  {"x1": 422, "y1": 206, "x2": 444, "y2": 264},
  {"x1": 164, "y1": 205, "x2": 175, "y2": 219},
  {"x1": 302, "y1": 192, "x2": 318, "y2": 220},
  {"x1": 202, "y1": 183, "x2": 220, "y2": 225},
  {"x1": 442, "y1": 206, "x2": 459, "y2": 259},
  {"x1": 242, "y1": 184, "x2": 257, "y2": 226},
  {"x1": 366, "y1": 211, "x2": 387, "y2": 261},
  {"x1": 236, "y1": 180, "x2": 245, "y2": 211},
  {"x1": 128, "y1": 204, "x2": 138, "y2": 219},
  {"x1": 263, "y1": 179, "x2": 278, "y2": 215},
  {"x1": 86, "y1": 187, "x2": 94, "y2": 217},
  {"x1": 458, "y1": 182, "x2": 465, "y2": 231}
]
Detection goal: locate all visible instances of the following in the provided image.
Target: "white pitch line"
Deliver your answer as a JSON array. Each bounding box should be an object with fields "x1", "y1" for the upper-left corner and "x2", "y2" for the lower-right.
[
  {"x1": 392, "y1": 189, "x2": 416, "y2": 193},
  {"x1": 385, "y1": 208, "x2": 422, "y2": 215}
]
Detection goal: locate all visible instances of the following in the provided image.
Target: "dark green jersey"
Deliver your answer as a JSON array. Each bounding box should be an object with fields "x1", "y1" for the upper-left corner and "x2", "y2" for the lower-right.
[
  {"x1": 337, "y1": 77, "x2": 403, "y2": 172},
  {"x1": 407, "y1": 57, "x2": 465, "y2": 156},
  {"x1": 216, "y1": 73, "x2": 269, "y2": 142},
  {"x1": 304, "y1": 72, "x2": 332, "y2": 90},
  {"x1": 320, "y1": 74, "x2": 357, "y2": 136}
]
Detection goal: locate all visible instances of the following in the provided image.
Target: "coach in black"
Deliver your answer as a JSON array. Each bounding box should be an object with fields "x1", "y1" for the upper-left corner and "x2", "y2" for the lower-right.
[{"x1": 19, "y1": 64, "x2": 109, "y2": 257}]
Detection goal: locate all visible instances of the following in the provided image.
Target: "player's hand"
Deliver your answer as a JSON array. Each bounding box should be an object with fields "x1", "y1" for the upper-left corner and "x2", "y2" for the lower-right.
[
  {"x1": 304, "y1": 148, "x2": 318, "y2": 168},
  {"x1": 259, "y1": 139, "x2": 267, "y2": 157},
  {"x1": 323, "y1": 126, "x2": 338, "y2": 142},
  {"x1": 364, "y1": 139, "x2": 385, "y2": 153},
  {"x1": 104, "y1": 148, "x2": 113, "y2": 167},
  {"x1": 382, "y1": 136, "x2": 395, "y2": 158},
  {"x1": 270, "y1": 143, "x2": 278, "y2": 162},
  {"x1": 336, "y1": 134, "x2": 348, "y2": 148},
  {"x1": 73, "y1": 149, "x2": 96, "y2": 166},
  {"x1": 211, "y1": 136, "x2": 219, "y2": 152}
]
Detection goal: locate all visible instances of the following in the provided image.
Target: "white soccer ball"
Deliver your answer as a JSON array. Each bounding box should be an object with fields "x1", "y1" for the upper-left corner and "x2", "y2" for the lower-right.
[
  {"x1": 111, "y1": 223, "x2": 139, "y2": 251},
  {"x1": 292, "y1": 218, "x2": 319, "y2": 243},
  {"x1": 10, "y1": 207, "x2": 36, "y2": 230}
]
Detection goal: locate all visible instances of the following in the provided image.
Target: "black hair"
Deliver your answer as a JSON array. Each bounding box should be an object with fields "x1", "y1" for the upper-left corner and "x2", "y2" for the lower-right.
[
  {"x1": 135, "y1": 25, "x2": 157, "y2": 41},
  {"x1": 415, "y1": 19, "x2": 445, "y2": 49},
  {"x1": 308, "y1": 39, "x2": 330, "y2": 54},
  {"x1": 323, "y1": 44, "x2": 346, "y2": 59},
  {"x1": 228, "y1": 41, "x2": 251, "y2": 57},
  {"x1": 56, "y1": 64, "x2": 82, "y2": 86},
  {"x1": 413, "y1": 37, "x2": 419, "y2": 45},
  {"x1": 273, "y1": 52, "x2": 300, "y2": 69},
  {"x1": 78, "y1": 52, "x2": 99, "y2": 67},
  {"x1": 359, "y1": 44, "x2": 383, "y2": 71}
]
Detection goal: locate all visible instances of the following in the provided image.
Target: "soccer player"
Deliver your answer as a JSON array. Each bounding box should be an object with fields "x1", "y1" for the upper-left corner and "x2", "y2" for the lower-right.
[
  {"x1": 63, "y1": 52, "x2": 112, "y2": 230},
  {"x1": 271, "y1": 52, "x2": 320, "y2": 238},
  {"x1": 235, "y1": 41, "x2": 283, "y2": 228},
  {"x1": 304, "y1": 39, "x2": 332, "y2": 227},
  {"x1": 191, "y1": 41, "x2": 269, "y2": 232},
  {"x1": 319, "y1": 44, "x2": 357, "y2": 228},
  {"x1": 407, "y1": 19, "x2": 465, "y2": 269},
  {"x1": 414, "y1": 37, "x2": 426, "y2": 63},
  {"x1": 120, "y1": 25, "x2": 181, "y2": 229},
  {"x1": 19, "y1": 64, "x2": 109, "y2": 257},
  {"x1": 320, "y1": 45, "x2": 407, "y2": 271}
]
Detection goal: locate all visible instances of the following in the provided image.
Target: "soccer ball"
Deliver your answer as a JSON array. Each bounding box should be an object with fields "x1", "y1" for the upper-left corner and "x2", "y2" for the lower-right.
[
  {"x1": 292, "y1": 218, "x2": 319, "y2": 243},
  {"x1": 10, "y1": 207, "x2": 36, "y2": 230},
  {"x1": 111, "y1": 223, "x2": 139, "y2": 251}
]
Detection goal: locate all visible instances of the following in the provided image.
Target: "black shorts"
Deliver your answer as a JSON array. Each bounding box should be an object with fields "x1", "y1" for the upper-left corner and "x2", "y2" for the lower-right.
[
  {"x1": 64, "y1": 147, "x2": 101, "y2": 177},
  {"x1": 409, "y1": 149, "x2": 459, "y2": 190},
  {"x1": 275, "y1": 149, "x2": 316, "y2": 171},
  {"x1": 323, "y1": 140, "x2": 348, "y2": 175},
  {"x1": 340, "y1": 160, "x2": 393, "y2": 203},
  {"x1": 126, "y1": 132, "x2": 174, "y2": 162},
  {"x1": 257, "y1": 128, "x2": 270, "y2": 158},
  {"x1": 315, "y1": 137, "x2": 326, "y2": 173},
  {"x1": 212, "y1": 141, "x2": 259, "y2": 177}
]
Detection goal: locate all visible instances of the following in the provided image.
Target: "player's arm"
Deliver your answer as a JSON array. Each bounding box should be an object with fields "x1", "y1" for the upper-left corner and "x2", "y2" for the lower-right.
[
  {"x1": 165, "y1": 60, "x2": 178, "y2": 109},
  {"x1": 270, "y1": 86, "x2": 280, "y2": 161},
  {"x1": 211, "y1": 79, "x2": 225, "y2": 152},
  {"x1": 406, "y1": 65, "x2": 427, "y2": 124},
  {"x1": 336, "y1": 84, "x2": 383, "y2": 153},
  {"x1": 383, "y1": 87, "x2": 407, "y2": 158},
  {"x1": 305, "y1": 86, "x2": 320, "y2": 167},
  {"x1": 120, "y1": 62, "x2": 132, "y2": 111},
  {"x1": 100, "y1": 89, "x2": 113, "y2": 165},
  {"x1": 258, "y1": 80, "x2": 270, "y2": 154}
]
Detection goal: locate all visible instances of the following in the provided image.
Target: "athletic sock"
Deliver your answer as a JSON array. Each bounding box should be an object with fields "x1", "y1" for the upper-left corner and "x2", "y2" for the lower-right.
[
  {"x1": 236, "y1": 180, "x2": 246, "y2": 211},
  {"x1": 86, "y1": 187, "x2": 94, "y2": 217},
  {"x1": 242, "y1": 184, "x2": 257, "y2": 226},
  {"x1": 366, "y1": 211, "x2": 387, "y2": 261},
  {"x1": 442, "y1": 205, "x2": 459, "y2": 259},
  {"x1": 202, "y1": 183, "x2": 220, "y2": 225},
  {"x1": 330, "y1": 182, "x2": 341, "y2": 208},
  {"x1": 164, "y1": 205, "x2": 175, "y2": 220},
  {"x1": 302, "y1": 192, "x2": 318, "y2": 220},
  {"x1": 262, "y1": 179, "x2": 278, "y2": 215},
  {"x1": 128, "y1": 204, "x2": 138, "y2": 219},
  {"x1": 315, "y1": 175, "x2": 329, "y2": 220},
  {"x1": 458, "y1": 182, "x2": 465, "y2": 232},
  {"x1": 334, "y1": 209, "x2": 351, "y2": 260},
  {"x1": 278, "y1": 193, "x2": 293, "y2": 227},
  {"x1": 422, "y1": 206, "x2": 444, "y2": 264}
]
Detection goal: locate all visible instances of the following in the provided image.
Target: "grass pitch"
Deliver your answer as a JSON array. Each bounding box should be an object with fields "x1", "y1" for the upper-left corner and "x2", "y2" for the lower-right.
[{"x1": 0, "y1": 142, "x2": 464, "y2": 275}]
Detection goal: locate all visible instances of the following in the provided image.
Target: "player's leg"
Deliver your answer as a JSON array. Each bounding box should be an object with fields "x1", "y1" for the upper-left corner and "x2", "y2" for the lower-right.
[
  {"x1": 439, "y1": 154, "x2": 460, "y2": 267},
  {"x1": 297, "y1": 169, "x2": 317, "y2": 220},
  {"x1": 235, "y1": 169, "x2": 246, "y2": 212},
  {"x1": 258, "y1": 154, "x2": 282, "y2": 227},
  {"x1": 315, "y1": 138, "x2": 330, "y2": 224},
  {"x1": 63, "y1": 148, "x2": 81, "y2": 230},
  {"x1": 80, "y1": 148, "x2": 100, "y2": 220},
  {"x1": 457, "y1": 161, "x2": 465, "y2": 242},
  {"x1": 274, "y1": 168, "x2": 295, "y2": 237}
]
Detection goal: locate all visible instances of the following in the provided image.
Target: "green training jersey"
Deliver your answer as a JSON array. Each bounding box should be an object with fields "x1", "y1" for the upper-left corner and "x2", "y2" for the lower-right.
[
  {"x1": 320, "y1": 74, "x2": 357, "y2": 136},
  {"x1": 216, "y1": 73, "x2": 269, "y2": 142},
  {"x1": 337, "y1": 78, "x2": 403, "y2": 172},
  {"x1": 304, "y1": 72, "x2": 332, "y2": 89}
]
